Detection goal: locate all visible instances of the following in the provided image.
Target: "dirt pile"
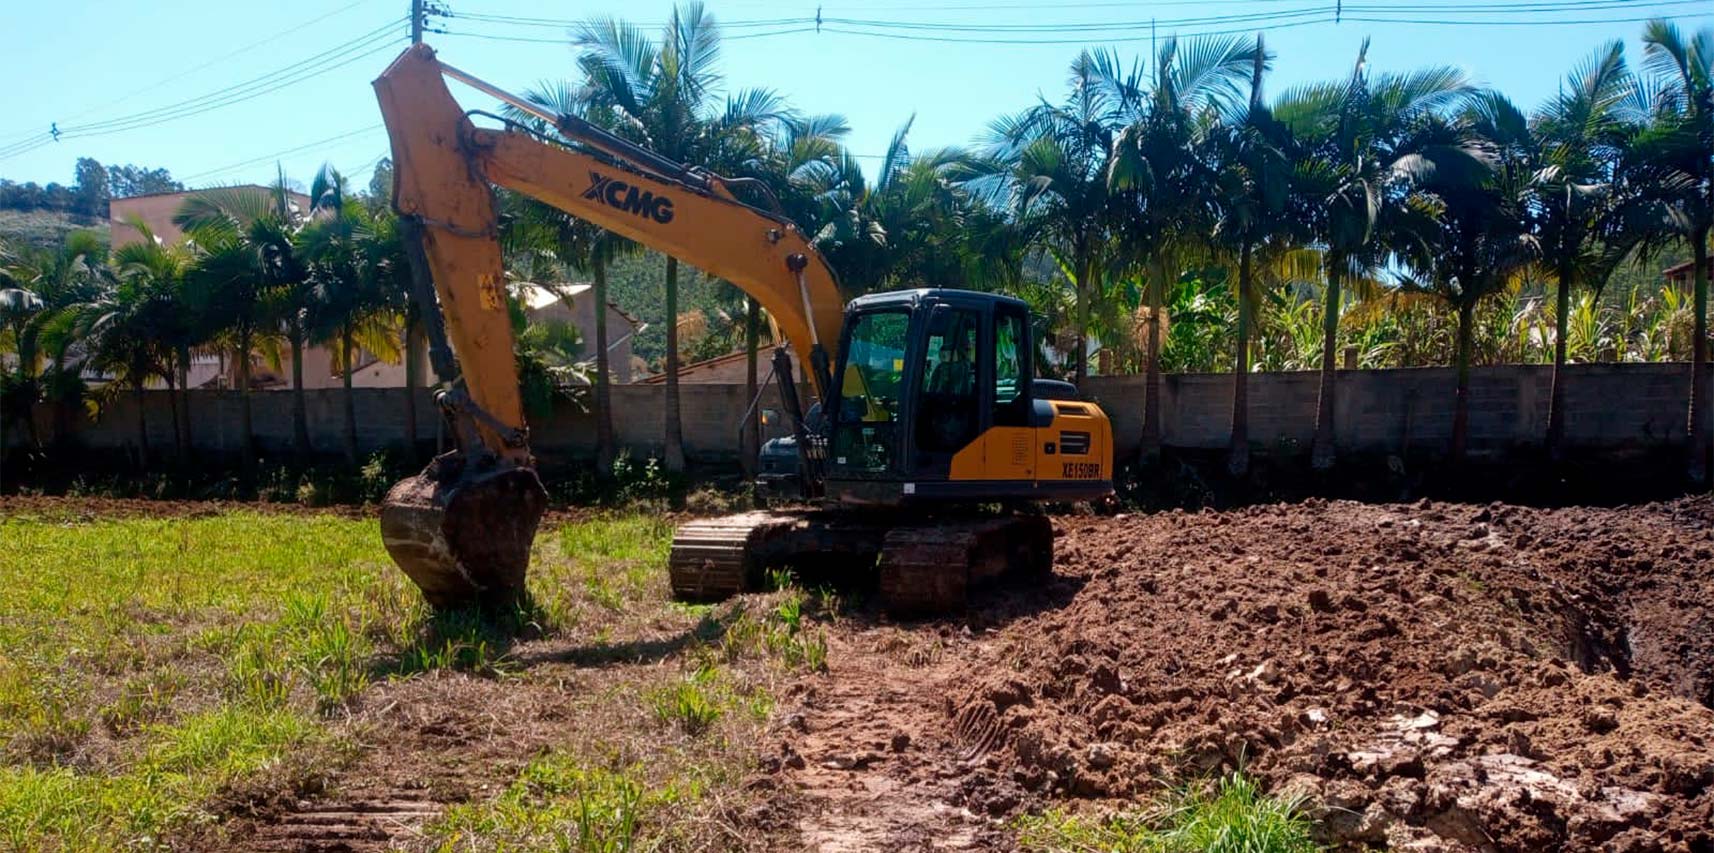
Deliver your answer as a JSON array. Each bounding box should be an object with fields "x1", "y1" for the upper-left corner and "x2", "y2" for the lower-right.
[{"x1": 937, "y1": 498, "x2": 1714, "y2": 850}]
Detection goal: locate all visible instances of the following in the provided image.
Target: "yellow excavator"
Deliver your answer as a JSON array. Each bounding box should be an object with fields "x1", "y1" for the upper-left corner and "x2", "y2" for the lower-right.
[{"x1": 373, "y1": 45, "x2": 1114, "y2": 614}]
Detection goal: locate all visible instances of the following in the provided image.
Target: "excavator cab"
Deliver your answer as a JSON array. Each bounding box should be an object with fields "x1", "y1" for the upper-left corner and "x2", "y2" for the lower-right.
[
  {"x1": 821, "y1": 289, "x2": 1112, "y2": 507},
  {"x1": 755, "y1": 289, "x2": 1112, "y2": 509}
]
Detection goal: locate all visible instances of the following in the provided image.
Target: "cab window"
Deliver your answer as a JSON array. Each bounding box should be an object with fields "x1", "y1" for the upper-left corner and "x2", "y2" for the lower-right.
[
  {"x1": 993, "y1": 307, "x2": 1031, "y2": 427},
  {"x1": 916, "y1": 308, "x2": 981, "y2": 456},
  {"x1": 832, "y1": 310, "x2": 909, "y2": 472}
]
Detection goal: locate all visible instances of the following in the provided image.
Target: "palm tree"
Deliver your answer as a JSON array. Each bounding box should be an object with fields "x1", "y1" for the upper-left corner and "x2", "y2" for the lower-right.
[
  {"x1": 1208, "y1": 37, "x2": 1301, "y2": 476},
  {"x1": 11, "y1": 231, "x2": 111, "y2": 445},
  {"x1": 108, "y1": 222, "x2": 195, "y2": 459},
  {"x1": 73, "y1": 261, "x2": 179, "y2": 467},
  {"x1": 1533, "y1": 42, "x2": 1645, "y2": 457},
  {"x1": 1393, "y1": 96, "x2": 1534, "y2": 465},
  {"x1": 1276, "y1": 42, "x2": 1474, "y2": 468},
  {"x1": 0, "y1": 280, "x2": 45, "y2": 446},
  {"x1": 301, "y1": 165, "x2": 404, "y2": 466},
  {"x1": 1633, "y1": 21, "x2": 1713, "y2": 483},
  {"x1": 573, "y1": 1, "x2": 791, "y2": 472},
  {"x1": 819, "y1": 121, "x2": 992, "y2": 295},
  {"x1": 176, "y1": 179, "x2": 304, "y2": 476},
  {"x1": 1110, "y1": 35, "x2": 1260, "y2": 458},
  {"x1": 977, "y1": 50, "x2": 1143, "y2": 386}
]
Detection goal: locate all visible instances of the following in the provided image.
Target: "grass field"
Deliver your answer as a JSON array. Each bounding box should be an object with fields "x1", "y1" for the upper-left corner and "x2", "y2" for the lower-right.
[{"x1": 0, "y1": 506, "x2": 823, "y2": 851}]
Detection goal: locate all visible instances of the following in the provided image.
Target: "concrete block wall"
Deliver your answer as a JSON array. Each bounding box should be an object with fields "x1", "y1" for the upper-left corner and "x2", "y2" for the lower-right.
[
  {"x1": 1083, "y1": 363, "x2": 1691, "y2": 459},
  {"x1": 3, "y1": 364, "x2": 1693, "y2": 466},
  {"x1": 7, "y1": 382, "x2": 808, "y2": 464}
]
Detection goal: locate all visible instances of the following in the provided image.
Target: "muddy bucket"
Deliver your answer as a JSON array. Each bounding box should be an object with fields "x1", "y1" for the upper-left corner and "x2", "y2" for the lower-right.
[{"x1": 379, "y1": 458, "x2": 548, "y2": 609}]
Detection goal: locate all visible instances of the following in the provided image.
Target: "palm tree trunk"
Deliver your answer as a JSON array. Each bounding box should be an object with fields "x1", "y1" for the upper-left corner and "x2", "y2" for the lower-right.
[
  {"x1": 1311, "y1": 260, "x2": 1342, "y2": 470},
  {"x1": 1141, "y1": 253, "x2": 1166, "y2": 460},
  {"x1": 1453, "y1": 298, "x2": 1475, "y2": 467},
  {"x1": 1689, "y1": 228, "x2": 1710, "y2": 485},
  {"x1": 289, "y1": 323, "x2": 311, "y2": 463},
  {"x1": 594, "y1": 262, "x2": 615, "y2": 473},
  {"x1": 663, "y1": 255, "x2": 685, "y2": 472},
  {"x1": 1073, "y1": 252, "x2": 1093, "y2": 386},
  {"x1": 132, "y1": 362, "x2": 149, "y2": 471},
  {"x1": 1228, "y1": 241, "x2": 1253, "y2": 477},
  {"x1": 165, "y1": 361, "x2": 182, "y2": 463},
  {"x1": 403, "y1": 314, "x2": 422, "y2": 465},
  {"x1": 176, "y1": 344, "x2": 192, "y2": 457},
  {"x1": 1546, "y1": 267, "x2": 1572, "y2": 458},
  {"x1": 238, "y1": 328, "x2": 256, "y2": 481},
  {"x1": 342, "y1": 324, "x2": 359, "y2": 466},
  {"x1": 743, "y1": 295, "x2": 760, "y2": 477}
]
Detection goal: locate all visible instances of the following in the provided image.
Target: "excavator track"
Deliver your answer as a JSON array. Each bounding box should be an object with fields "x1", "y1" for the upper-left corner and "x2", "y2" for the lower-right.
[
  {"x1": 877, "y1": 514, "x2": 1053, "y2": 615},
  {"x1": 667, "y1": 511, "x2": 809, "y2": 601},
  {"x1": 668, "y1": 510, "x2": 1054, "y2": 615}
]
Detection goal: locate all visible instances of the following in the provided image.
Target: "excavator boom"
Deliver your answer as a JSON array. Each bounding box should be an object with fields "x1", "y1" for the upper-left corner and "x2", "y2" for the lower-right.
[{"x1": 372, "y1": 44, "x2": 845, "y2": 607}]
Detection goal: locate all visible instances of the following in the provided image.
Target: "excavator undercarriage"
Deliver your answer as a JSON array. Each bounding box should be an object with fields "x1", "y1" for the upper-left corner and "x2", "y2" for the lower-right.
[{"x1": 668, "y1": 511, "x2": 1054, "y2": 614}]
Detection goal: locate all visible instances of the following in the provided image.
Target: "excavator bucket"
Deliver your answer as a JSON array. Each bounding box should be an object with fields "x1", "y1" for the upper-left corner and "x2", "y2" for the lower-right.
[{"x1": 379, "y1": 457, "x2": 548, "y2": 609}]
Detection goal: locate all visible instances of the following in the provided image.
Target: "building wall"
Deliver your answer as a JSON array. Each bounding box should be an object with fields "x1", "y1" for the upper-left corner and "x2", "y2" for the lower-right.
[
  {"x1": 526, "y1": 295, "x2": 637, "y2": 384},
  {"x1": 7, "y1": 364, "x2": 1693, "y2": 465},
  {"x1": 639, "y1": 345, "x2": 795, "y2": 385},
  {"x1": 109, "y1": 187, "x2": 312, "y2": 247},
  {"x1": 275, "y1": 345, "x2": 423, "y2": 390}
]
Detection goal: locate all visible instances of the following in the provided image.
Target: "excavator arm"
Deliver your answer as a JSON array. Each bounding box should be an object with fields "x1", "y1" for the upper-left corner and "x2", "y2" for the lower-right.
[{"x1": 373, "y1": 44, "x2": 845, "y2": 607}]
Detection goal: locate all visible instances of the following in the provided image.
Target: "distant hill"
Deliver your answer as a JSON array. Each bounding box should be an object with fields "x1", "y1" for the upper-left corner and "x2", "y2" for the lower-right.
[{"x1": 0, "y1": 209, "x2": 108, "y2": 254}]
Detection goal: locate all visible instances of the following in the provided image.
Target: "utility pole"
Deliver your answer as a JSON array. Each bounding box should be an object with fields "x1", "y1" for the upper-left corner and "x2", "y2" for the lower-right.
[{"x1": 411, "y1": 0, "x2": 424, "y2": 45}]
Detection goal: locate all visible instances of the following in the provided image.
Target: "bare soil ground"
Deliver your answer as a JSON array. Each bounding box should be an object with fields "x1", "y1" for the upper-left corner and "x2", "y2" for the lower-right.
[
  {"x1": 755, "y1": 497, "x2": 1714, "y2": 851},
  {"x1": 16, "y1": 495, "x2": 1710, "y2": 851}
]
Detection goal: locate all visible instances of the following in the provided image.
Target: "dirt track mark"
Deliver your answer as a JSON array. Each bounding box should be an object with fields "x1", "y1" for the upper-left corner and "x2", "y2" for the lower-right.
[
  {"x1": 248, "y1": 798, "x2": 440, "y2": 852},
  {"x1": 772, "y1": 629, "x2": 1005, "y2": 852}
]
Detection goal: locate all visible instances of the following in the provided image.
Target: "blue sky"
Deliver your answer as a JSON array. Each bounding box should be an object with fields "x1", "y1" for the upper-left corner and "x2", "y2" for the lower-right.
[{"x1": 2, "y1": 1, "x2": 1710, "y2": 195}]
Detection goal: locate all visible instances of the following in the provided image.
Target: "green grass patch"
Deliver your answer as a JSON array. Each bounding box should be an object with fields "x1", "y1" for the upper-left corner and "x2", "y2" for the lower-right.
[
  {"x1": 428, "y1": 754, "x2": 690, "y2": 852},
  {"x1": 551, "y1": 515, "x2": 676, "y2": 616},
  {"x1": 0, "y1": 509, "x2": 689, "y2": 850},
  {"x1": 0, "y1": 706, "x2": 321, "y2": 851},
  {"x1": 1016, "y1": 771, "x2": 1320, "y2": 853}
]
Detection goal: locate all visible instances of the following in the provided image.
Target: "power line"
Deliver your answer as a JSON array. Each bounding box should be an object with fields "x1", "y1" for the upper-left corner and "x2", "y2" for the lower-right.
[
  {"x1": 1347, "y1": 10, "x2": 1712, "y2": 24},
  {"x1": 818, "y1": 7, "x2": 1332, "y2": 33},
  {"x1": 447, "y1": 10, "x2": 817, "y2": 29},
  {"x1": 179, "y1": 124, "x2": 386, "y2": 183},
  {"x1": 819, "y1": 17, "x2": 1337, "y2": 44},
  {"x1": 753, "y1": 0, "x2": 1711, "y2": 9},
  {"x1": 0, "y1": 19, "x2": 405, "y2": 161},
  {"x1": 0, "y1": 24, "x2": 396, "y2": 159},
  {"x1": 57, "y1": 21, "x2": 402, "y2": 135},
  {"x1": 441, "y1": 1, "x2": 1707, "y2": 46},
  {"x1": 0, "y1": 0, "x2": 389, "y2": 149},
  {"x1": 826, "y1": 0, "x2": 1706, "y2": 30},
  {"x1": 437, "y1": 25, "x2": 818, "y2": 44}
]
